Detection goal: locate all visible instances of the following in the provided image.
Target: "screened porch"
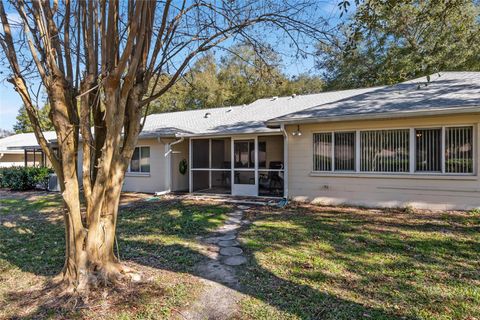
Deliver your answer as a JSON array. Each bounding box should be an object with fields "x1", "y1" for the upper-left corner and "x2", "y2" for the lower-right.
[{"x1": 189, "y1": 135, "x2": 285, "y2": 197}]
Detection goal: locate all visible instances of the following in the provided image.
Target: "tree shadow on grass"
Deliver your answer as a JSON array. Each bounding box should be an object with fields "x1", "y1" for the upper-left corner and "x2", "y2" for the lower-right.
[
  {"x1": 1, "y1": 197, "x2": 479, "y2": 319},
  {"x1": 237, "y1": 206, "x2": 480, "y2": 319}
]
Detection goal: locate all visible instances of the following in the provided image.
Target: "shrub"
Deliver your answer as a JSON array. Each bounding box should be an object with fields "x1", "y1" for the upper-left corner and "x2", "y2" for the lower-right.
[
  {"x1": 468, "y1": 208, "x2": 480, "y2": 215},
  {"x1": 0, "y1": 166, "x2": 54, "y2": 191}
]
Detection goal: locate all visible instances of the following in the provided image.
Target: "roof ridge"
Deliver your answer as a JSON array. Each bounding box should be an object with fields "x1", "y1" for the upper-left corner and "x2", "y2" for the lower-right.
[
  {"x1": 147, "y1": 104, "x2": 244, "y2": 117},
  {"x1": 252, "y1": 85, "x2": 387, "y2": 102}
]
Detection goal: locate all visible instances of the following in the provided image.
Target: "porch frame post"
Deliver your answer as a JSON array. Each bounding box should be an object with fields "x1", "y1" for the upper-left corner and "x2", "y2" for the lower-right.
[
  {"x1": 188, "y1": 138, "x2": 192, "y2": 193},
  {"x1": 208, "y1": 139, "x2": 212, "y2": 189},
  {"x1": 24, "y1": 149, "x2": 27, "y2": 167},
  {"x1": 165, "y1": 143, "x2": 171, "y2": 192},
  {"x1": 281, "y1": 124, "x2": 289, "y2": 198}
]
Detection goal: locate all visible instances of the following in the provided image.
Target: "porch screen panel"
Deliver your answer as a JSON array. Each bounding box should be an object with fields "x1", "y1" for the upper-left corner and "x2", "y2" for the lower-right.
[
  {"x1": 334, "y1": 132, "x2": 355, "y2": 171},
  {"x1": 211, "y1": 138, "x2": 231, "y2": 169},
  {"x1": 360, "y1": 129, "x2": 409, "y2": 172},
  {"x1": 445, "y1": 126, "x2": 473, "y2": 173},
  {"x1": 192, "y1": 139, "x2": 209, "y2": 168},
  {"x1": 313, "y1": 133, "x2": 332, "y2": 171},
  {"x1": 415, "y1": 128, "x2": 441, "y2": 172}
]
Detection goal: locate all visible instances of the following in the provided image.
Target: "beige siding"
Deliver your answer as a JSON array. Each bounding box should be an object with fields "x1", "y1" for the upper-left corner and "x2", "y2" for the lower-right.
[
  {"x1": 0, "y1": 153, "x2": 24, "y2": 167},
  {"x1": 286, "y1": 114, "x2": 480, "y2": 210},
  {"x1": 171, "y1": 139, "x2": 189, "y2": 192},
  {"x1": 259, "y1": 135, "x2": 283, "y2": 168},
  {"x1": 0, "y1": 152, "x2": 52, "y2": 167},
  {"x1": 123, "y1": 138, "x2": 169, "y2": 193}
]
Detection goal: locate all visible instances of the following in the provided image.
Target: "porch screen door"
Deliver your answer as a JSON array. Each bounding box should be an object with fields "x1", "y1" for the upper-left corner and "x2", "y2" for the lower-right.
[{"x1": 232, "y1": 139, "x2": 257, "y2": 196}]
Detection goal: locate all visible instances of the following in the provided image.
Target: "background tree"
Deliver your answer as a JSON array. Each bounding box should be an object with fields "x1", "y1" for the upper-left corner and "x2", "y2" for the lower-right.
[
  {"x1": 0, "y1": 0, "x2": 328, "y2": 293},
  {"x1": 149, "y1": 44, "x2": 324, "y2": 113},
  {"x1": 13, "y1": 104, "x2": 53, "y2": 133},
  {"x1": 319, "y1": 0, "x2": 480, "y2": 89}
]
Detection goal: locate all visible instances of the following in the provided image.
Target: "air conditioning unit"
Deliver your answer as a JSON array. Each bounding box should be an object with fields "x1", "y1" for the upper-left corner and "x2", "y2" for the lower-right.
[{"x1": 48, "y1": 173, "x2": 60, "y2": 191}]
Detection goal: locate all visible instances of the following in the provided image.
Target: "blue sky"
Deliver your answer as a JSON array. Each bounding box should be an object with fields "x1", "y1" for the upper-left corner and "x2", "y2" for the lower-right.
[{"x1": 0, "y1": 1, "x2": 345, "y2": 131}]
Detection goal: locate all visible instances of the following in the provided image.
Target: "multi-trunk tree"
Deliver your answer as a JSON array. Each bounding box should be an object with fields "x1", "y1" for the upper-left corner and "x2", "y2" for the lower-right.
[{"x1": 0, "y1": 0, "x2": 327, "y2": 292}]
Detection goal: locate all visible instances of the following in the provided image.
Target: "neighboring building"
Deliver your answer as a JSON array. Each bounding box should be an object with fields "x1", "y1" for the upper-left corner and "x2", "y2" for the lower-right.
[
  {"x1": 0, "y1": 72, "x2": 479, "y2": 210},
  {"x1": 0, "y1": 131, "x2": 57, "y2": 167}
]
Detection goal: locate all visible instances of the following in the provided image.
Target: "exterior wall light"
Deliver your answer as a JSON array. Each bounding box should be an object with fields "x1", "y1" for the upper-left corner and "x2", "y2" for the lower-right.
[{"x1": 292, "y1": 125, "x2": 302, "y2": 136}]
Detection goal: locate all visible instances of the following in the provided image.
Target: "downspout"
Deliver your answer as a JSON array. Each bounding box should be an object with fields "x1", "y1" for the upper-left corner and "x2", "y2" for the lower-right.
[
  {"x1": 281, "y1": 124, "x2": 289, "y2": 199},
  {"x1": 160, "y1": 136, "x2": 184, "y2": 195}
]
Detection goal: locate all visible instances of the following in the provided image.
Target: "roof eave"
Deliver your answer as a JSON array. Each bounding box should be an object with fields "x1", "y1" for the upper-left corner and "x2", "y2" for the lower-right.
[
  {"x1": 176, "y1": 128, "x2": 283, "y2": 138},
  {"x1": 266, "y1": 106, "x2": 480, "y2": 126}
]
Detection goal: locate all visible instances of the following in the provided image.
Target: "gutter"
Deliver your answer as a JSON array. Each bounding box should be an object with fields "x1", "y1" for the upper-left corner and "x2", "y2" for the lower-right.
[
  {"x1": 175, "y1": 129, "x2": 282, "y2": 139},
  {"x1": 164, "y1": 136, "x2": 184, "y2": 157},
  {"x1": 266, "y1": 106, "x2": 480, "y2": 127},
  {"x1": 161, "y1": 137, "x2": 185, "y2": 195}
]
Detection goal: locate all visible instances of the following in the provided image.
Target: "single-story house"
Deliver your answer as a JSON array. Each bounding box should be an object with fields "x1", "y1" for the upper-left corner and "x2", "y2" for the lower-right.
[
  {"x1": 1, "y1": 71, "x2": 479, "y2": 210},
  {"x1": 0, "y1": 131, "x2": 57, "y2": 167}
]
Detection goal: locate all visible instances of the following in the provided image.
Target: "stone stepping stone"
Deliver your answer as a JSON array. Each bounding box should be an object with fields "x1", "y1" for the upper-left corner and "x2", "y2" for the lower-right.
[
  {"x1": 225, "y1": 219, "x2": 241, "y2": 225},
  {"x1": 223, "y1": 256, "x2": 247, "y2": 266},
  {"x1": 219, "y1": 246, "x2": 243, "y2": 256},
  {"x1": 218, "y1": 233, "x2": 237, "y2": 241},
  {"x1": 203, "y1": 237, "x2": 220, "y2": 244},
  {"x1": 218, "y1": 224, "x2": 240, "y2": 232},
  {"x1": 218, "y1": 240, "x2": 240, "y2": 247},
  {"x1": 237, "y1": 205, "x2": 250, "y2": 210}
]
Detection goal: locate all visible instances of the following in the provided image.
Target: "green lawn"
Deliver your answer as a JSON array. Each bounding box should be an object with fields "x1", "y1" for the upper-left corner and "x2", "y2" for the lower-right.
[
  {"x1": 1, "y1": 192, "x2": 479, "y2": 319},
  {"x1": 238, "y1": 205, "x2": 480, "y2": 320},
  {"x1": 0, "y1": 192, "x2": 230, "y2": 319}
]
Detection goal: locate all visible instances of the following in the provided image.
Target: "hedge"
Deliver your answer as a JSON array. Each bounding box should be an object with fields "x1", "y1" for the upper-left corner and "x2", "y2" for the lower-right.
[{"x1": 0, "y1": 166, "x2": 54, "y2": 191}]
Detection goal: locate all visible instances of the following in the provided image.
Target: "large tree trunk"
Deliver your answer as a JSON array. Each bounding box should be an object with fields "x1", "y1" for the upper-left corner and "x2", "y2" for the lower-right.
[{"x1": 60, "y1": 162, "x2": 130, "y2": 292}]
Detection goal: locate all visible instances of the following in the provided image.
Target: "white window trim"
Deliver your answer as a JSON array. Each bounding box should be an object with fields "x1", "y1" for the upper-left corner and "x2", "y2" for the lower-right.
[
  {"x1": 312, "y1": 124, "x2": 476, "y2": 176},
  {"x1": 312, "y1": 130, "x2": 359, "y2": 173},
  {"x1": 127, "y1": 146, "x2": 151, "y2": 174}
]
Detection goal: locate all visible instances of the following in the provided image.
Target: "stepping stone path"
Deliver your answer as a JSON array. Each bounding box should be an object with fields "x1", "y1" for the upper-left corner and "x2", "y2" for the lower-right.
[
  {"x1": 200, "y1": 207, "x2": 249, "y2": 267},
  {"x1": 217, "y1": 207, "x2": 248, "y2": 266},
  {"x1": 205, "y1": 205, "x2": 250, "y2": 266},
  {"x1": 183, "y1": 204, "x2": 252, "y2": 319}
]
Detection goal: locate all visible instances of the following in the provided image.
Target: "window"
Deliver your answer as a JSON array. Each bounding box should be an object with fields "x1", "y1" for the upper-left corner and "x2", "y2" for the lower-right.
[
  {"x1": 415, "y1": 128, "x2": 442, "y2": 172},
  {"x1": 445, "y1": 126, "x2": 473, "y2": 173},
  {"x1": 313, "y1": 126, "x2": 475, "y2": 175},
  {"x1": 313, "y1": 133, "x2": 332, "y2": 171},
  {"x1": 334, "y1": 132, "x2": 355, "y2": 171},
  {"x1": 361, "y1": 129, "x2": 409, "y2": 172},
  {"x1": 130, "y1": 146, "x2": 150, "y2": 173},
  {"x1": 313, "y1": 132, "x2": 355, "y2": 171}
]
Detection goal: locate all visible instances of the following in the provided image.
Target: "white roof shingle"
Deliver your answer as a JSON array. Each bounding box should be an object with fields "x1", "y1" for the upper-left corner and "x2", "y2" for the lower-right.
[
  {"x1": 1, "y1": 71, "x2": 478, "y2": 151},
  {"x1": 141, "y1": 87, "x2": 379, "y2": 137},
  {"x1": 266, "y1": 72, "x2": 480, "y2": 125},
  {"x1": 0, "y1": 131, "x2": 57, "y2": 153}
]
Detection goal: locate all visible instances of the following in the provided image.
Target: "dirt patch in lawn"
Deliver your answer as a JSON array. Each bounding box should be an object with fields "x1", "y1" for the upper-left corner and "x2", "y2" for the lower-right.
[{"x1": 1, "y1": 262, "x2": 202, "y2": 320}]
